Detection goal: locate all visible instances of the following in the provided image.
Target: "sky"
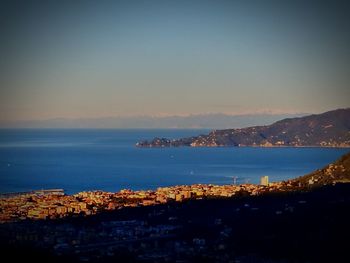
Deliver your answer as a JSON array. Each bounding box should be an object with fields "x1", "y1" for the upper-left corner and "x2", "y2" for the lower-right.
[{"x1": 1, "y1": 0, "x2": 349, "y2": 122}]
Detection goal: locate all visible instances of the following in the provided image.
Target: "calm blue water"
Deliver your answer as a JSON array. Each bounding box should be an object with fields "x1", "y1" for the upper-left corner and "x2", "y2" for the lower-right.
[{"x1": 0, "y1": 129, "x2": 349, "y2": 194}]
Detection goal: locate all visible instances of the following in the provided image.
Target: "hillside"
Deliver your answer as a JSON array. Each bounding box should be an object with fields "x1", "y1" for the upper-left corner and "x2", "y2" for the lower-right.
[
  {"x1": 293, "y1": 152, "x2": 350, "y2": 187},
  {"x1": 136, "y1": 108, "x2": 350, "y2": 147}
]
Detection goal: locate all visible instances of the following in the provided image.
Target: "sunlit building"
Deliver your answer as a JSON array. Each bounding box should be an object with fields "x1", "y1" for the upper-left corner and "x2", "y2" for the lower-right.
[{"x1": 260, "y1": 176, "x2": 269, "y2": 186}]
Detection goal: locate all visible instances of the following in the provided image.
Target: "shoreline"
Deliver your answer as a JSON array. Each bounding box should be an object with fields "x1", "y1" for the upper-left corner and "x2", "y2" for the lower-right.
[{"x1": 137, "y1": 144, "x2": 350, "y2": 148}]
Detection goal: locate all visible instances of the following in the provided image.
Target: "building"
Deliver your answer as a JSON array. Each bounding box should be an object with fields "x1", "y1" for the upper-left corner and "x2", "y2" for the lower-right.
[{"x1": 260, "y1": 176, "x2": 269, "y2": 186}]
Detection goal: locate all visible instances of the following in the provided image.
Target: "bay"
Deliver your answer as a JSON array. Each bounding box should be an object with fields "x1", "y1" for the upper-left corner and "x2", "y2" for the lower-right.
[{"x1": 0, "y1": 129, "x2": 348, "y2": 194}]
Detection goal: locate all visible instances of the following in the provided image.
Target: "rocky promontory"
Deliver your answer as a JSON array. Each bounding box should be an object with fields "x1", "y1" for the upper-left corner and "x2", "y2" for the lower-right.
[{"x1": 136, "y1": 108, "x2": 350, "y2": 147}]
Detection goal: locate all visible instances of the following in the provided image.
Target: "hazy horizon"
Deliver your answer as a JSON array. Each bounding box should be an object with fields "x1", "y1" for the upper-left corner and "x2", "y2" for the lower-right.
[
  {"x1": 0, "y1": 112, "x2": 309, "y2": 129},
  {"x1": 1, "y1": 0, "x2": 350, "y2": 123}
]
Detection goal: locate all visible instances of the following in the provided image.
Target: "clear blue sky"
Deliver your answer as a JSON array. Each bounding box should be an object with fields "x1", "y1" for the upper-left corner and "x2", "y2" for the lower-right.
[{"x1": 1, "y1": 0, "x2": 349, "y2": 121}]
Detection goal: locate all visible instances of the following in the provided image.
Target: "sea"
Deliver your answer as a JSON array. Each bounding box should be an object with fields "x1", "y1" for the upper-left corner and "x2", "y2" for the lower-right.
[{"x1": 0, "y1": 129, "x2": 349, "y2": 195}]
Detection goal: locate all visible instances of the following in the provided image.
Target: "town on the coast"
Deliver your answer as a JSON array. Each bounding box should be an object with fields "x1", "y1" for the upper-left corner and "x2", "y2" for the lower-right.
[
  {"x1": 3, "y1": 151, "x2": 348, "y2": 224},
  {"x1": 0, "y1": 175, "x2": 300, "y2": 223},
  {"x1": 0, "y1": 154, "x2": 349, "y2": 262},
  {"x1": 3, "y1": 152, "x2": 349, "y2": 224}
]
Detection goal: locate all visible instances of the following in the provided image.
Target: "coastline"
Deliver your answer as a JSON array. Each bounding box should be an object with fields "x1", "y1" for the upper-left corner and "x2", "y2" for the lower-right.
[
  {"x1": 137, "y1": 144, "x2": 350, "y2": 148},
  {"x1": 1, "y1": 152, "x2": 349, "y2": 262},
  {"x1": 1, "y1": 151, "x2": 349, "y2": 223},
  {"x1": 0, "y1": 153, "x2": 350, "y2": 223}
]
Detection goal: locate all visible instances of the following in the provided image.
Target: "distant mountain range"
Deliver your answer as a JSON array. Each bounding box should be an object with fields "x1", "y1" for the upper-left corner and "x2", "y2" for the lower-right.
[
  {"x1": 136, "y1": 108, "x2": 350, "y2": 147},
  {"x1": 0, "y1": 113, "x2": 306, "y2": 129}
]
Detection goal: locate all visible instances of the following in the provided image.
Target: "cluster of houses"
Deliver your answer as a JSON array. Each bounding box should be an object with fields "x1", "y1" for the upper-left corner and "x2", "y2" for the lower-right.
[{"x1": 0, "y1": 178, "x2": 298, "y2": 223}]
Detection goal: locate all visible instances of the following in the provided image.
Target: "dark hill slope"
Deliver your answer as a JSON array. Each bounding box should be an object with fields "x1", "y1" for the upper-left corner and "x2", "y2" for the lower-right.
[{"x1": 293, "y1": 151, "x2": 350, "y2": 187}]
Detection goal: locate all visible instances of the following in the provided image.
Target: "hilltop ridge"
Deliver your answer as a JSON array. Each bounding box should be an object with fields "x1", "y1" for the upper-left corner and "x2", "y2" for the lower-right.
[{"x1": 136, "y1": 108, "x2": 350, "y2": 147}]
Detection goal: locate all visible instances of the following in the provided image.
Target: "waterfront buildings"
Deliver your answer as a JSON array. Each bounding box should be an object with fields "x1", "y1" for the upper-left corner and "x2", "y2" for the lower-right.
[{"x1": 0, "y1": 180, "x2": 297, "y2": 223}]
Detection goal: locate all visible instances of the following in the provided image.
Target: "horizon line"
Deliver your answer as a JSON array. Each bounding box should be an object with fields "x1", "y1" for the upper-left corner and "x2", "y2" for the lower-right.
[{"x1": 0, "y1": 110, "x2": 310, "y2": 123}]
